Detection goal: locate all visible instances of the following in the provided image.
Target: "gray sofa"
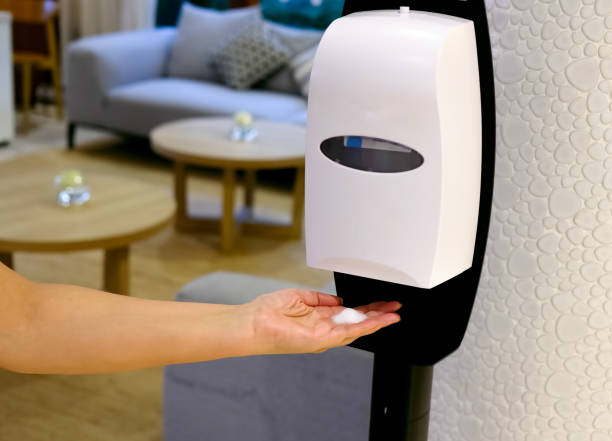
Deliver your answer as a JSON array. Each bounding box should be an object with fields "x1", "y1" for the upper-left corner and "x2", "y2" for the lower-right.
[
  {"x1": 66, "y1": 16, "x2": 321, "y2": 148},
  {"x1": 164, "y1": 271, "x2": 373, "y2": 441}
]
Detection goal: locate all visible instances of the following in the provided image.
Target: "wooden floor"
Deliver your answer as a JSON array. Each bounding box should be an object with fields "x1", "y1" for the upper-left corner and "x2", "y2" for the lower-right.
[{"x1": 0, "y1": 140, "x2": 331, "y2": 441}]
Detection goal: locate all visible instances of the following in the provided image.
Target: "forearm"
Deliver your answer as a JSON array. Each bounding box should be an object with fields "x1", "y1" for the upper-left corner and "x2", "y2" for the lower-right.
[{"x1": 0, "y1": 281, "x2": 254, "y2": 375}]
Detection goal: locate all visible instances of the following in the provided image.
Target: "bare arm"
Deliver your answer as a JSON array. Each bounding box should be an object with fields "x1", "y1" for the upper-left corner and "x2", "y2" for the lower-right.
[
  {"x1": 0, "y1": 263, "x2": 252, "y2": 374},
  {"x1": 0, "y1": 264, "x2": 400, "y2": 375}
]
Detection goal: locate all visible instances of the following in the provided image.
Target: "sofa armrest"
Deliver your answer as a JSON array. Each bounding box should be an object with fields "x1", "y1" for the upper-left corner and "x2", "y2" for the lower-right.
[{"x1": 67, "y1": 28, "x2": 176, "y2": 123}]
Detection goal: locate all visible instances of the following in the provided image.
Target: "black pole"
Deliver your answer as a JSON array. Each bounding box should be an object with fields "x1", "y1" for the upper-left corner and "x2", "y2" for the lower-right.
[{"x1": 369, "y1": 357, "x2": 433, "y2": 441}]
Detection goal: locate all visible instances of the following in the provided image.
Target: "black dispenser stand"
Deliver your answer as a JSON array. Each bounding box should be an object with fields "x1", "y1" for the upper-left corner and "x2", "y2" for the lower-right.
[
  {"x1": 335, "y1": 1, "x2": 496, "y2": 441},
  {"x1": 370, "y1": 357, "x2": 433, "y2": 441}
]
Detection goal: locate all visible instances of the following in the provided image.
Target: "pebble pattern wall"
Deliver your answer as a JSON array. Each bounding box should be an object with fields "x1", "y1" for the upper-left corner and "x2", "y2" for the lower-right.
[{"x1": 430, "y1": 0, "x2": 612, "y2": 440}]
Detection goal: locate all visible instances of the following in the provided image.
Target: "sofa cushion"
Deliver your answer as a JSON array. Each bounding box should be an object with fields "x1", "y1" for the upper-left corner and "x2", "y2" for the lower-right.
[
  {"x1": 257, "y1": 21, "x2": 322, "y2": 95},
  {"x1": 212, "y1": 18, "x2": 291, "y2": 90},
  {"x1": 164, "y1": 348, "x2": 372, "y2": 441},
  {"x1": 168, "y1": 4, "x2": 258, "y2": 81},
  {"x1": 176, "y1": 271, "x2": 318, "y2": 304},
  {"x1": 265, "y1": 20, "x2": 323, "y2": 54},
  {"x1": 106, "y1": 78, "x2": 308, "y2": 136},
  {"x1": 257, "y1": 68, "x2": 297, "y2": 95},
  {"x1": 290, "y1": 44, "x2": 317, "y2": 97},
  {"x1": 164, "y1": 272, "x2": 370, "y2": 441}
]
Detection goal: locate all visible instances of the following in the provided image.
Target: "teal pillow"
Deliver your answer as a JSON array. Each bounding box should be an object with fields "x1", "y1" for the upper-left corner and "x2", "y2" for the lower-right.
[{"x1": 261, "y1": 0, "x2": 344, "y2": 30}]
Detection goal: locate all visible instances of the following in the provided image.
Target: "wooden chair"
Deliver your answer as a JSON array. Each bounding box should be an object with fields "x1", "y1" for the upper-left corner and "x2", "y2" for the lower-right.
[{"x1": 0, "y1": 0, "x2": 62, "y2": 132}]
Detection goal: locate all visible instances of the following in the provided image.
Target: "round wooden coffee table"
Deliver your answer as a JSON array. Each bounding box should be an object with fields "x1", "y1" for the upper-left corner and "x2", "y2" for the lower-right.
[
  {"x1": 151, "y1": 117, "x2": 305, "y2": 252},
  {"x1": 0, "y1": 164, "x2": 176, "y2": 295}
]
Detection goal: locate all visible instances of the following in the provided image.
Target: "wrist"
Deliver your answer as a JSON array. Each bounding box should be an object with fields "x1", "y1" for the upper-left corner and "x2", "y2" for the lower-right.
[
  {"x1": 195, "y1": 302, "x2": 260, "y2": 359},
  {"x1": 230, "y1": 302, "x2": 261, "y2": 357},
  {"x1": 175, "y1": 302, "x2": 256, "y2": 363}
]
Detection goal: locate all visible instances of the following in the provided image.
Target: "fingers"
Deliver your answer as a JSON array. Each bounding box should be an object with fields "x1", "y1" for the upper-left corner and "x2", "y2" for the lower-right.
[
  {"x1": 355, "y1": 301, "x2": 402, "y2": 314},
  {"x1": 293, "y1": 290, "x2": 342, "y2": 307},
  {"x1": 289, "y1": 290, "x2": 401, "y2": 314},
  {"x1": 329, "y1": 312, "x2": 401, "y2": 346},
  {"x1": 362, "y1": 313, "x2": 401, "y2": 332},
  {"x1": 316, "y1": 302, "x2": 403, "y2": 320},
  {"x1": 315, "y1": 301, "x2": 402, "y2": 319}
]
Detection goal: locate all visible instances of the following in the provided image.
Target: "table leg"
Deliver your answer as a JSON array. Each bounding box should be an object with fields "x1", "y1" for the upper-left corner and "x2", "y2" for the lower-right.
[
  {"x1": 244, "y1": 170, "x2": 256, "y2": 218},
  {"x1": 21, "y1": 62, "x2": 32, "y2": 132},
  {"x1": 221, "y1": 168, "x2": 237, "y2": 252},
  {"x1": 290, "y1": 166, "x2": 305, "y2": 237},
  {"x1": 104, "y1": 247, "x2": 130, "y2": 295},
  {"x1": 174, "y1": 162, "x2": 188, "y2": 229},
  {"x1": 0, "y1": 252, "x2": 13, "y2": 269}
]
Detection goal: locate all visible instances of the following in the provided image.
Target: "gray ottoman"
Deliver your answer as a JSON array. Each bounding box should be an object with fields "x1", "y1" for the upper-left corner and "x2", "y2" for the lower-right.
[{"x1": 163, "y1": 272, "x2": 373, "y2": 441}]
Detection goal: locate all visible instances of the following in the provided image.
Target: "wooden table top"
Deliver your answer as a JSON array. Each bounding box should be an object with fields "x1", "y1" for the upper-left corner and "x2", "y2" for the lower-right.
[
  {"x1": 151, "y1": 117, "x2": 306, "y2": 169},
  {"x1": 0, "y1": 159, "x2": 176, "y2": 252},
  {"x1": 0, "y1": 0, "x2": 59, "y2": 23}
]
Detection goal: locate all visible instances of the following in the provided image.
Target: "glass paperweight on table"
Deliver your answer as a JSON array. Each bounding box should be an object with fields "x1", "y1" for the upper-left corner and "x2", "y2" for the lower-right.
[
  {"x1": 54, "y1": 169, "x2": 91, "y2": 207},
  {"x1": 230, "y1": 111, "x2": 258, "y2": 142}
]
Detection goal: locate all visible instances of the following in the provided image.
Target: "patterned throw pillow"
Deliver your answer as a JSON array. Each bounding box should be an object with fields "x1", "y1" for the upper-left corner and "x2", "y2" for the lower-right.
[
  {"x1": 212, "y1": 18, "x2": 292, "y2": 90},
  {"x1": 289, "y1": 44, "x2": 318, "y2": 97}
]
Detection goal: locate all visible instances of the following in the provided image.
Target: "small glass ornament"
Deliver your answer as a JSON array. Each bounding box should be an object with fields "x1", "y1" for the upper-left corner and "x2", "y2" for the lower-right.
[
  {"x1": 230, "y1": 111, "x2": 258, "y2": 142},
  {"x1": 54, "y1": 169, "x2": 91, "y2": 207}
]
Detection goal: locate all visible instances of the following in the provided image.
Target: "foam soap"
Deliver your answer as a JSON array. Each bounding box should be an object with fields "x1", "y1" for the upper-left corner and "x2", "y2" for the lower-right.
[{"x1": 332, "y1": 308, "x2": 368, "y2": 325}]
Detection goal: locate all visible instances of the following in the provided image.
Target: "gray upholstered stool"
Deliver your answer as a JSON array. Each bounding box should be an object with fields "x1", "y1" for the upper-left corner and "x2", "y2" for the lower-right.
[{"x1": 163, "y1": 271, "x2": 373, "y2": 441}]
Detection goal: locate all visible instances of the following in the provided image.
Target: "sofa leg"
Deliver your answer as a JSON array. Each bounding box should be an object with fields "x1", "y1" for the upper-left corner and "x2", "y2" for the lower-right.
[{"x1": 67, "y1": 122, "x2": 76, "y2": 150}]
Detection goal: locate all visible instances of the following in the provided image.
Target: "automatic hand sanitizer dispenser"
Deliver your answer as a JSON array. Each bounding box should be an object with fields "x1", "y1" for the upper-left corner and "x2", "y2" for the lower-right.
[
  {"x1": 306, "y1": 9, "x2": 481, "y2": 289},
  {"x1": 305, "y1": 1, "x2": 495, "y2": 440}
]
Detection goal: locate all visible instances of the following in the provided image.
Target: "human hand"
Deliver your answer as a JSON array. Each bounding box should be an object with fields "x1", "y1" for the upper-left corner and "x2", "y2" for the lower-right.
[{"x1": 242, "y1": 289, "x2": 401, "y2": 355}]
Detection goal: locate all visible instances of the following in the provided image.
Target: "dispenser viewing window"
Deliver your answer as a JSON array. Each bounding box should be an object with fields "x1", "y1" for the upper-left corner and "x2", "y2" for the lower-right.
[
  {"x1": 320, "y1": 136, "x2": 424, "y2": 173},
  {"x1": 306, "y1": 9, "x2": 482, "y2": 289}
]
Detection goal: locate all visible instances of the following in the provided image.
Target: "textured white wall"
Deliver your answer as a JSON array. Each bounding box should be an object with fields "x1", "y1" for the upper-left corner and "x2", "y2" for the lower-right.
[{"x1": 430, "y1": 0, "x2": 612, "y2": 440}]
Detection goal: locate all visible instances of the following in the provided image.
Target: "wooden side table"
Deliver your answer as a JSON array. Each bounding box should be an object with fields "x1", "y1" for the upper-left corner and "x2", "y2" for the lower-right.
[
  {"x1": 0, "y1": 160, "x2": 176, "y2": 295},
  {"x1": 152, "y1": 118, "x2": 306, "y2": 252}
]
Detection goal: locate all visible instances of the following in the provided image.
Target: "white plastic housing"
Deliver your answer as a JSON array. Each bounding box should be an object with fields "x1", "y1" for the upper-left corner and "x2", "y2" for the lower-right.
[{"x1": 306, "y1": 9, "x2": 482, "y2": 289}]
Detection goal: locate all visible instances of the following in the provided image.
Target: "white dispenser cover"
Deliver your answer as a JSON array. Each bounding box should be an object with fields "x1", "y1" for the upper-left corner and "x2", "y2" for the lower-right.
[{"x1": 306, "y1": 9, "x2": 482, "y2": 289}]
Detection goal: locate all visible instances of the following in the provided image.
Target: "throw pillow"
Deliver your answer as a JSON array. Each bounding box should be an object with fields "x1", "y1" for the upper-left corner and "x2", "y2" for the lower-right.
[
  {"x1": 265, "y1": 20, "x2": 323, "y2": 54},
  {"x1": 257, "y1": 21, "x2": 323, "y2": 94},
  {"x1": 289, "y1": 44, "x2": 318, "y2": 97},
  {"x1": 257, "y1": 67, "x2": 298, "y2": 94},
  {"x1": 167, "y1": 3, "x2": 259, "y2": 81},
  {"x1": 211, "y1": 18, "x2": 292, "y2": 90}
]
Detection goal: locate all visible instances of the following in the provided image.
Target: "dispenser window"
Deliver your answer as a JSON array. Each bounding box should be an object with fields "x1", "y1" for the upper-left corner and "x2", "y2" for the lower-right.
[{"x1": 320, "y1": 136, "x2": 424, "y2": 173}]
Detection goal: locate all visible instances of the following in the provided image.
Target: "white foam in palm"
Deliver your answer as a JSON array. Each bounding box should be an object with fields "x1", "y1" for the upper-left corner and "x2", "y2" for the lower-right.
[{"x1": 332, "y1": 308, "x2": 368, "y2": 325}]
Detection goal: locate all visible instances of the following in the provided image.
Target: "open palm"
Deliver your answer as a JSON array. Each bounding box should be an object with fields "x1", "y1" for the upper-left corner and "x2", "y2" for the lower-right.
[{"x1": 247, "y1": 289, "x2": 401, "y2": 355}]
